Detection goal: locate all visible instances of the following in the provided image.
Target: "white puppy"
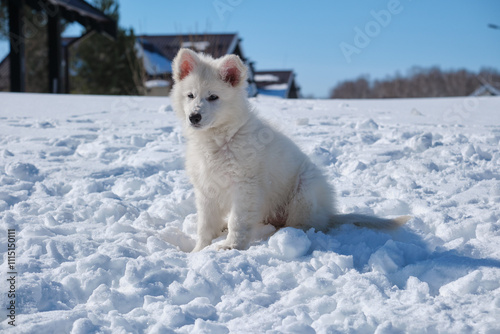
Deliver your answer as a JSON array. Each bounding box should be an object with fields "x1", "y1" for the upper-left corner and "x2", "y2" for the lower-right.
[{"x1": 171, "y1": 49, "x2": 410, "y2": 252}]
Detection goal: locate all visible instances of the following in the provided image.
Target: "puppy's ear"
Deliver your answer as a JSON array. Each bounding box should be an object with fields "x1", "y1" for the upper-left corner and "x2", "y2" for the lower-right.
[
  {"x1": 219, "y1": 55, "x2": 248, "y2": 87},
  {"x1": 172, "y1": 48, "x2": 199, "y2": 82}
]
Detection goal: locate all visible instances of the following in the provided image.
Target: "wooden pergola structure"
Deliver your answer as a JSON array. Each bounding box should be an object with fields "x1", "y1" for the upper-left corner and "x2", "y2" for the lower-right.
[{"x1": 6, "y1": 0, "x2": 116, "y2": 93}]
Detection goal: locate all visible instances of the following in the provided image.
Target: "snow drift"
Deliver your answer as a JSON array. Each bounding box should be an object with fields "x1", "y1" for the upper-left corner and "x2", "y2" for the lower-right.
[{"x1": 0, "y1": 93, "x2": 499, "y2": 333}]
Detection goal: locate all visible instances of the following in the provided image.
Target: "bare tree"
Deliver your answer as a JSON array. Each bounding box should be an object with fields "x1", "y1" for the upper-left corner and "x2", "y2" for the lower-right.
[{"x1": 330, "y1": 67, "x2": 500, "y2": 99}]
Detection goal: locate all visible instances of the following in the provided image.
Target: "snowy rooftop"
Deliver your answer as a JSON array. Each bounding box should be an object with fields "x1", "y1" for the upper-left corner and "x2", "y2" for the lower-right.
[
  {"x1": 254, "y1": 74, "x2": 280, "y2": 82},
  {"x1": 135, "y1": 39, "x2": 172, "y2": 76},
  {"x1": 255, "y1": 71, "x2": 297, "y2": 98},
  {"x1": 0, "y1": 93, "x2": 499, "y2": 332}
]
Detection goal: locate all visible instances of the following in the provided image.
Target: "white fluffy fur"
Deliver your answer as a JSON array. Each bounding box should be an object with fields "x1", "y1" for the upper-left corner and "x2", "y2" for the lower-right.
[{"x1": 171, "y1": 49, "x2": 410, "y2": 252}]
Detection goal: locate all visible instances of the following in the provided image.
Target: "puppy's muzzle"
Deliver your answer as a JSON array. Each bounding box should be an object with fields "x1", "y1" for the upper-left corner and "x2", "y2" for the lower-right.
[{"x1": 189, "y1": 113, "x2": 202, "y2": 125}]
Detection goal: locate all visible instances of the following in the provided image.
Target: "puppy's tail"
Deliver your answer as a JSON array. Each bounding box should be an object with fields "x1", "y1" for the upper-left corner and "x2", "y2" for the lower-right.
[{"x1": 330, "y1": 213, "x2": 411, "y2": 230}]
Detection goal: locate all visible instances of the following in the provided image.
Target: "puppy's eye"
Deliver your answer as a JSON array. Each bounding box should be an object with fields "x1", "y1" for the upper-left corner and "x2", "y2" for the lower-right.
[
  {"x1": 187, "y1": 93, "x2": 194, "y2": 99},
  {"x1": 207, "y1": 94, "x2": 219, "y2": 101}
]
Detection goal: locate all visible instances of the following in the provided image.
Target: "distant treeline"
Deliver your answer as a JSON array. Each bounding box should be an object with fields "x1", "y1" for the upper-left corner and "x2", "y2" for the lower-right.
[{"x1": 330, "y1": 67, "x2": 500, "y2": 99}]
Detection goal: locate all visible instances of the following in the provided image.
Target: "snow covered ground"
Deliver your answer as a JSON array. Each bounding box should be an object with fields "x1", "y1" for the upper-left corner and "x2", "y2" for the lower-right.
[{"x1": 1, "y1": 92, "x2": 499, "y2": 333}]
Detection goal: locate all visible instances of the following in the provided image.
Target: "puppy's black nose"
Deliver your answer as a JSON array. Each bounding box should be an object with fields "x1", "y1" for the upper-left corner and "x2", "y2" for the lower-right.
[{"x1": 189, "y1": 113, "x2": 202, "y2": 125}]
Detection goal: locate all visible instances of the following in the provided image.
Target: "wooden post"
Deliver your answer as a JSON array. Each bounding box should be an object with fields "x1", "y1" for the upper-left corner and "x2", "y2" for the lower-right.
[
  {"x1": 64, "y1": 44, "x2": 69, "y2": 94},
  {"x1": 47, "y1": 4, "x2": 62, "y2": 93},
  {"x1": 8, "y1": 0, "x2": 25, "y2": 92}
]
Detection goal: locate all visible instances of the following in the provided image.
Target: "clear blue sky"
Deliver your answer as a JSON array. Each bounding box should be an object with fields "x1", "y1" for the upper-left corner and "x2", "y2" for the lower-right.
[{"x1": 2, "y1": 0, "x2": 499, "y2": 97}]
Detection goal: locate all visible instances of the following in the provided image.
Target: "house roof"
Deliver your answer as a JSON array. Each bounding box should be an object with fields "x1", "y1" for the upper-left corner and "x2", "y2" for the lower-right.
[
  {"x1": 254, "y1": 70, "x2": 296, "y2": 98},
  {"x1": 138, "y1": 34, "x2": 240, "y2": 61},
  {"x1": 136, "y1": 38, "x2": 172, "y2": 76}
]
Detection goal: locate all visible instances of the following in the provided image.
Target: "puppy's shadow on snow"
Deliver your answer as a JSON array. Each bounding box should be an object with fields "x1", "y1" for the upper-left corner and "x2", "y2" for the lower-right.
[{"x1": 317, "y1": 218, "x2": 500, "y2": 295}]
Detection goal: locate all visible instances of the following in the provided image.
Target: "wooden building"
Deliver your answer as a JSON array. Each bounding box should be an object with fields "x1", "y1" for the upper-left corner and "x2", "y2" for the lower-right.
[{"x1": 1, "y1": 0, "x2": 116, "y2": 93}]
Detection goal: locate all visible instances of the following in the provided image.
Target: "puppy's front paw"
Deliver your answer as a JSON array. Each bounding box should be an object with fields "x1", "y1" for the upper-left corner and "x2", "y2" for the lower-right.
[
  {"x1": 216, "y1": 242, "x2": 235, "y2": 251},
  {"x1": 216, "y1": 237, "x2": 247, "y2": 251}
]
